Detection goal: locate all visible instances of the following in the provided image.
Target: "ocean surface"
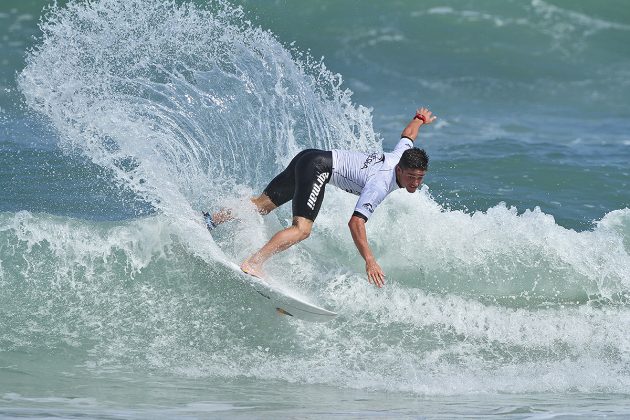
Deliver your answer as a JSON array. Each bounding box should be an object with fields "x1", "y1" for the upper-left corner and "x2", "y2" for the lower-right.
[{"x1": 1, "y1": 0, "x2": 630, "y2": 417}]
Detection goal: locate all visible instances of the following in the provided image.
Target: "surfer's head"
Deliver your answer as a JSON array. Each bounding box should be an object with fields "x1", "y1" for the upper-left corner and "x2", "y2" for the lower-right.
[
  {"x1": 396, "y1": 148, "x2": 428, "y2": 193},
  {"x1": 399, "y1": 148, "x2": 429, "y2": 171}
]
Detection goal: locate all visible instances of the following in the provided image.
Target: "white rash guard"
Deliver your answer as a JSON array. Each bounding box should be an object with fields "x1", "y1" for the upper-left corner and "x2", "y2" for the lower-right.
[{"x1": 330, "y1": 137, "x2": 413, "y2": 221}]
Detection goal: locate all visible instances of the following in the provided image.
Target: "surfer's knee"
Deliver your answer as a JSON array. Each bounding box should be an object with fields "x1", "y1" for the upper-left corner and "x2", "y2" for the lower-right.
[
  {"x1": 299, "y1": 228, "x2": 311, "y2": 241},
  {"x1": 251, "y1": 194, "x2": 276, "y2": 215},
  {"x1": 292, "y1": 218, "x2": 312, "y2": 241}
]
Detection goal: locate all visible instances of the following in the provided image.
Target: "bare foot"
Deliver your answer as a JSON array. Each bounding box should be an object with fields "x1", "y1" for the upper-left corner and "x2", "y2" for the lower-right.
[
  {"x1": 202, "y1": 209, "x2": 235, "y2": 231},
  {"x1": 213, "y1": 209, "x2": 234, "y2": 224},
  {"x1": 240, "y1": 260, "x2": 266, "y2": 279}
]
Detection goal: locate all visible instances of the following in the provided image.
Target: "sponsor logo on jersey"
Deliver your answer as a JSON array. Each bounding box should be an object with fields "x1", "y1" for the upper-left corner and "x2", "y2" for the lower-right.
[
  {"x1": 360, "y1": 153, "x2": 385, "y2": 170},
  {"x1": 307, "y1": 172, "x2": 330, "y2": 210},
  {"x1": 362, "y1": 203, "x2": 374, "y2": 213}
]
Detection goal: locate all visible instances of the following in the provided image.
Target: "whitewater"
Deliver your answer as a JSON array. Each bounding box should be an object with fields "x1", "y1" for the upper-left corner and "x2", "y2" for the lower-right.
[{"x1": 2, "y1": 0, "x2": 630, "y2": 417}]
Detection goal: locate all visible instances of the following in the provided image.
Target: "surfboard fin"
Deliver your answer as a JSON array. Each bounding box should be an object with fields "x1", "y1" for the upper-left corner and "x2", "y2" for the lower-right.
[{"x1": 276, "y1": 307, "x2": 293, "y2": 317}]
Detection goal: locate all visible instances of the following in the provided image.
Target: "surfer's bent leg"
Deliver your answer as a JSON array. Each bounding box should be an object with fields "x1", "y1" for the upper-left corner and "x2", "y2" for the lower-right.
[
  {"x1": 241, "y1": 150, "x2": 332, "y2": 278},
  {"x1": 208, "y1": 149, "x2": 329, "y2": 232},
  {"x1": 255, "y1": 149, "x2": 311, "y2": 214},
  {"x1": 291, "y1": 150, "x2": 332, "y2": 221}
]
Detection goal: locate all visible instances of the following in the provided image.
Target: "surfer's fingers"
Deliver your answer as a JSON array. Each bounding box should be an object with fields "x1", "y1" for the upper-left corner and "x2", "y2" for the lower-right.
[
  {"x1": 373, "y1": 272, "x2": 384, "y2": 288},
  {"x1": 370, "y1": 273, "x2": 377, "y2": 286},
  {"x1": 367, "y1": 271, "x2": 380, "y2": 288},
  {"x1": 416, "y1": 107, "x2": 437, "y2": 124}
]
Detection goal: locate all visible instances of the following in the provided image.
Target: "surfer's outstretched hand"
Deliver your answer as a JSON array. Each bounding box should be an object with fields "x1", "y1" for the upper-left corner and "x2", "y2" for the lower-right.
[
  {"x1": 366, "y1": 258, "x2": 386, "y2": 288},
  {"x1": 416, "y1": 107, "x2": 437, "y2": 125}
]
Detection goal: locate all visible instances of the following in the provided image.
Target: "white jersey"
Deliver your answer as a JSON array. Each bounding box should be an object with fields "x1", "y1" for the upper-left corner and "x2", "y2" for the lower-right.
[{"x1": 330, "y1": 137, "x2": 413, "y2": 220}]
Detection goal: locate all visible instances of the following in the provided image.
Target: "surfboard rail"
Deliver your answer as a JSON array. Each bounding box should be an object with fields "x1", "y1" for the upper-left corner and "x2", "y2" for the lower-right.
[{"x1": 224, "y1": 261, "x2": 337, "y2": 322}]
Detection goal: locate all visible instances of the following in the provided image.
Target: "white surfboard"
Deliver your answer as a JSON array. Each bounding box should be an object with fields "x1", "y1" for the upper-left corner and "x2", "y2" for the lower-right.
[
  {"x1": 200, "y1": 212, "x2": 336, "y2": 322},
  {"x1": 224, "y1": 261, "x2": 337, "y2": 323}
]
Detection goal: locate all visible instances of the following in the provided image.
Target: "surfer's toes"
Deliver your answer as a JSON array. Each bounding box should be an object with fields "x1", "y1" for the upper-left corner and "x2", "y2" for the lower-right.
[
  {"x1": 241, "y1": 261, "x2": 264, "y2": 279},
  {"x1": 203, "y1": 211, "x2": 217, "y2": 231}
]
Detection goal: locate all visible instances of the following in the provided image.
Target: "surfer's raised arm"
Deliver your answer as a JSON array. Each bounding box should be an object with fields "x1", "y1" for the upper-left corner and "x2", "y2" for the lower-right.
[{"x1": 401, "y1": 107, "x2": 437, "y2": 141}]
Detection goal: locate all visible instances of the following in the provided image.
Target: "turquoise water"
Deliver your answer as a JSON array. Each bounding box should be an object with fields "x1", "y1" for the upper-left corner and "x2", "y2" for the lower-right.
[{"x1": 1, "y1": 0, "x2": 630, "y2": 417}]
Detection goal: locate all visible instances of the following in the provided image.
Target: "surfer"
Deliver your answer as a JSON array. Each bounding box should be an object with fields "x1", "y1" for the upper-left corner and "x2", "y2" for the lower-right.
[{"x1": 206, "y1": 107, "x2": 436, "y2": 287}]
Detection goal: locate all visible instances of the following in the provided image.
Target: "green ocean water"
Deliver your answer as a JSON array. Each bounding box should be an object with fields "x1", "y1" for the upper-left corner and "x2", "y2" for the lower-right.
[{"x1": 1, "y1": 0, "x2": 630, "y2": 417}]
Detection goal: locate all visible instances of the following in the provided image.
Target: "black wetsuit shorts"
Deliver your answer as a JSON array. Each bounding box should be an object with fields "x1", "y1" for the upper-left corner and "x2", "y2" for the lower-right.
[{"x1": 263, "y1": 149, "x2": 333, "y2": 221}]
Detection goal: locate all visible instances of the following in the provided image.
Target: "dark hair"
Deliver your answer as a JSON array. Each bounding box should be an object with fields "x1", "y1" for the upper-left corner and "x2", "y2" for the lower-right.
[{"x1": 399, "y1": 148, "x2": 429, "y2": 170}]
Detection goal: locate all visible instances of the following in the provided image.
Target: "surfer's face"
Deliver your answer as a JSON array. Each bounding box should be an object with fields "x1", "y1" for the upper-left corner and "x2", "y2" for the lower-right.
[{"x1": 397, "y1": 167, "x2": 426, "y2": 193}]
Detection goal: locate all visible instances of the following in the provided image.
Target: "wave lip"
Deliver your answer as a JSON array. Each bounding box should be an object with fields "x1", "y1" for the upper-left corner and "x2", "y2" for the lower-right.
[{"x1": 18, "y1": 0, "x2": 379, "y2": 218}]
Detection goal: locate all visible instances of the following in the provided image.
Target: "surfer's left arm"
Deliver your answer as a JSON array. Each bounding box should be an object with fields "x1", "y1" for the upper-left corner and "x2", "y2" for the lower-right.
[
  {"x1": 348, "y1": 214, "x2": 386, "y2": 288},
  {"x1": 401, "y1": 107, "x2": 437, "y2": 141}
]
